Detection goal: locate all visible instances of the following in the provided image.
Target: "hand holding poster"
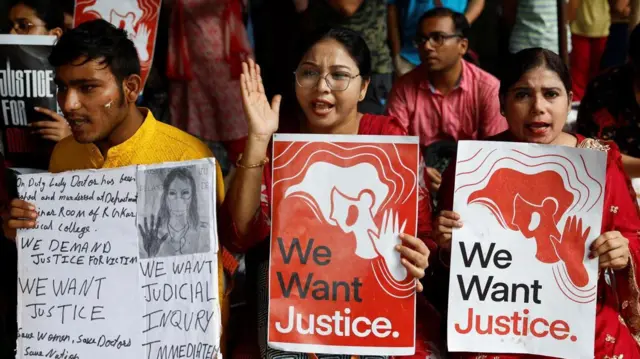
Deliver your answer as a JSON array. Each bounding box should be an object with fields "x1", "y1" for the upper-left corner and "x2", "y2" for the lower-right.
[
  {"x1": 15, "y1": 159, "x2": 221, "y2": 359},
  {"x1": 447, "y1": 141, "x2": 606, "y2": 359},
  {"x1": 0, "y1": 35, "x2": 58, "y2": 169},
  {"x1": 268, "y1": 134, "x2": 419, "y2": 356}
]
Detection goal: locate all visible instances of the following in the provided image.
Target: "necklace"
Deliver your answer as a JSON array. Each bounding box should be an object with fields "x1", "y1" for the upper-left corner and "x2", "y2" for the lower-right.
[{"x1": 167, "y1": 222, "x2": 189, "y2": 254}]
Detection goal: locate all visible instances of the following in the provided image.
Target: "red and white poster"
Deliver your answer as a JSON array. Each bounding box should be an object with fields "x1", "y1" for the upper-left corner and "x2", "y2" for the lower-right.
[
  {"x1": 73, "y1": 0, "x2": 162, "y2": 86},
  {"x1": 268, "y1": 134, "x2": 420, "y2": 355},
  {"x1": 448, "y1": 141, "x2": 606, "y2": 359}
]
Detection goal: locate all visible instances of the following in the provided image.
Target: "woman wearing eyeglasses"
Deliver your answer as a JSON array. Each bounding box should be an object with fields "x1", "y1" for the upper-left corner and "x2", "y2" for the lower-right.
[
  {"x1": 221, "y1": 28, "x2": 444, "y2": 358},
  {"x1": 7, "y1": 0, "x2": 70, "y2": 143}
]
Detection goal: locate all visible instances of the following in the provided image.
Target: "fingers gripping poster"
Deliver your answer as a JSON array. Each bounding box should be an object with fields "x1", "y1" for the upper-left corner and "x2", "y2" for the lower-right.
[
  {"x1": 268, "y1": 134, "x2": 419, "y2": 356},
  {"x1": 15, "y1": 158, "x2": 221, "y2": 359},
  {"x1": 448, "y1": 141, "x2": 606, "y2": 359},
  {"x1": 74, "y1": 0, "x2": 161, "y2": 87}
]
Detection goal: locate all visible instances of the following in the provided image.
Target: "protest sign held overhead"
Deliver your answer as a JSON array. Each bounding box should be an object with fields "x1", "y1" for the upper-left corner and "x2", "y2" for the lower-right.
[
  {"x1": 74, "y1": 0, "x2": 162, "y2": 87},
  {"x1": 447, "y1": 141, "x2": 606, "y2": 359},
  {"x1": 15, "y1": 159, "x2": 221, "y2": 359},
  {"x1": 0, "y1": 35, "x2": 57, "y2": 169},
  {"x1": 268, "y1": 134, "x2": 420, "y2": 356}
]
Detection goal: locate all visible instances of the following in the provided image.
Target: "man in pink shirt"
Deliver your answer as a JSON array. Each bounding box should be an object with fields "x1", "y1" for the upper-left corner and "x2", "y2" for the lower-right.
[{"x1": 387, "y1": 8, "x2": 507, "y2": 190}]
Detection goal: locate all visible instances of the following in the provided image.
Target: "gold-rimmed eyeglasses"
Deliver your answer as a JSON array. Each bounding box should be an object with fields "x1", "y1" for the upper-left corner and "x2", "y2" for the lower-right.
[
  {"x1": 294, "y1": 69, "x2": 360, "y2": 91},
  {"x1": 7, "y1": 19, "x2": 47, "y2": 35}
]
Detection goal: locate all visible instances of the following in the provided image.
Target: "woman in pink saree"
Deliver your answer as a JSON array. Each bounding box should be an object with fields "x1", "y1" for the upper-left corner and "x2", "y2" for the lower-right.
[{"x1": 435, "y1": 48, "x2": 640, "y2": 358}]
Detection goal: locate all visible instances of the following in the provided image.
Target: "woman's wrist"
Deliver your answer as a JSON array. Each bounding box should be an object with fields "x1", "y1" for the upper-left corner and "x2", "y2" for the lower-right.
[
  {"x1": 241, "y1": 135, "x2": 271, "y2": 166},
  {"x1": 249, "y1": 132, "x2": 272, "y2": 145}
]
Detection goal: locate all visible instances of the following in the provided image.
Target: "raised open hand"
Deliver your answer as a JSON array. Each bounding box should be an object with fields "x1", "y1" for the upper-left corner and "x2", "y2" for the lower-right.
[
  {"x1": 132, "y1": 24, "x2": 150, "y2": 62},
  {"x1": 240, "y1": 59, "x2": 280, "y2": 142},
  {"x1": 369, "y1": 209, "x2": 408, "y2": 282},
  {"x1": 138, "y1": 215, "x2": 168, "y2": 258},
  {"x1": 553, "y1": 215, "x2": 591, "y2": 287}
]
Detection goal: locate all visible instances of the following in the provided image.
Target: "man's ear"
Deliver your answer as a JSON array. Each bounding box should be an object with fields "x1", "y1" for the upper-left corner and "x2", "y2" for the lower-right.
[
  {"x1": 123, "y1": 74, "x2": 143, "y2": 104},
  {"x1": 459, "y1": 38, "x2": 469, "y2": 56}
]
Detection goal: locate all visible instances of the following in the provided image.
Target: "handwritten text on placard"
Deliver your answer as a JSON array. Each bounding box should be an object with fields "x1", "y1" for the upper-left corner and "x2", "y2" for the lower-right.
[{"x1": 16, "y1": 167, "x2": 143, "y2": 358}]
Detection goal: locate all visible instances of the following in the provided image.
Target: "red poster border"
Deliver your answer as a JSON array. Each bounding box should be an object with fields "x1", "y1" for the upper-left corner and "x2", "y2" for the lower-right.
[{"x1": 267, "y1": 133, "x2": 419, "y2": 356}]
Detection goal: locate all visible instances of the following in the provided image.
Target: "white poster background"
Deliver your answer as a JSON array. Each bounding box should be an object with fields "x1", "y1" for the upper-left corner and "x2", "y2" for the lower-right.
[
  {"x1": 16, "y1": 166, "x2": 144, "y2": 358},
  {"x1": 448, "y1": 141, "x2": 605, "y2": 359},
  {"x1": 137, "y1": 159, "x2": 221, "y2": 359},
  {"x1": 631, "y1": 179, "x2": 640, "y2": 206},
  {"x1": 15, "y1": 159, "x2": 221, "y2": 359}
]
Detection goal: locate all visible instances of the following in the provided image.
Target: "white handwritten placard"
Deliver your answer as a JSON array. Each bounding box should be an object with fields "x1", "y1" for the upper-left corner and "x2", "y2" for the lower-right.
[
  {"x1": 16, "y1": 166, "x2": 143, "y2": 358},
  {"x1": 137, "y1": 160, "x2": 221, "y2": 358},
  {"x1": 15, "y1": 159, "x2": 221, "y2": 359},
  {"x1": 447, "y1": 141, "x2": 604, "y2": 359}
]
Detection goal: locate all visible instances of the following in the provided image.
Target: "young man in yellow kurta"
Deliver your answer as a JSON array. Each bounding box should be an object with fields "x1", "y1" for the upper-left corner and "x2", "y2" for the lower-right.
[{"x1": 6, "y1": 19, "x2": 233, "y2": 355}]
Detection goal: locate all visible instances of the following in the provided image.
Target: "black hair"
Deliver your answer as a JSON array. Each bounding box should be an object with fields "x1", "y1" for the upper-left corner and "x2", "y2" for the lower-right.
[
  {"x1": 48, "y1": 19, "x2": 140, "y2": 83},
  {"x1": 11, "y1": 0, "x2": 65, "y2": 30},
  {"x1": 158, "y1": 167, "x2": 199, "y2": 229},
  {"x1": 499, "y1": 48, "x2": 572, "y2": 100},
  {"x1": 296, "y1": 27, "x2": 372, "y2": 80},
  {"x1": 417, "y1": 8, "x2": 470, "y2": 38},
  {"x1": 58, "y1": 0, "x2": 74, "y2": 15},
  {"x1": 630, "y1": 23, "x2": 640, "y2": 67}
]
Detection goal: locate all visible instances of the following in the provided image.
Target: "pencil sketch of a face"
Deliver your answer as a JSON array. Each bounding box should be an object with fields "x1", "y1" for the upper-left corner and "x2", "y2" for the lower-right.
[
  {"x1": 160, "y1": 168, "x2": 198, "y2": 228},
  {"x1": 138, "y1": 166, "x2": 211, "y2": 258}
]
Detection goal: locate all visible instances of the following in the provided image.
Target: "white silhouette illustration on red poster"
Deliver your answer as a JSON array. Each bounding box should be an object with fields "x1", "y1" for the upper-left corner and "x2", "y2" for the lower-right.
[
  {"x1": 74, "y1": 0, "x2": 161, "y2": 86},
  {"x1": 274, "y1": 141, "x2": 418, "y2": 298},
  {"x1": 455, "y1": 148, "x2": 603, "y2": 303}
]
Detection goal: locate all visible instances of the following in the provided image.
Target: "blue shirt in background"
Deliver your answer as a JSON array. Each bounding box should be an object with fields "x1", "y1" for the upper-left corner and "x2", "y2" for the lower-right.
[{"x1": 389, "y1": 0, "x2": 468, "y2": 65}]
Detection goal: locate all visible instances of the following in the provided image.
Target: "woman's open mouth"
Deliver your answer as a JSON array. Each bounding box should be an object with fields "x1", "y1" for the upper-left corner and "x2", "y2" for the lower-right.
[
  {"x1": 311, "y1": 99, "x2": 335, "y2": 116},
  {"x1": 526, "y1": 122, "x2": 551, "y2": 135}
]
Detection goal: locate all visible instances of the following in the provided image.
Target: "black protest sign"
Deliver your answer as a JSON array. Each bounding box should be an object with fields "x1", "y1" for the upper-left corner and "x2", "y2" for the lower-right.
[{"x1": 0, "y1": 35, "x2": 58, "y2": 169}]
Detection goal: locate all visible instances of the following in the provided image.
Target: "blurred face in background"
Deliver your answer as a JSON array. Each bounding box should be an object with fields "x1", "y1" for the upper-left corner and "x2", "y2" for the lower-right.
[
  {"x1": 416, "y1": 15, "x2": 467, "y2": 72},
  {"x1": 8, "y1": 2, "x2": 62, "y2": 37}
]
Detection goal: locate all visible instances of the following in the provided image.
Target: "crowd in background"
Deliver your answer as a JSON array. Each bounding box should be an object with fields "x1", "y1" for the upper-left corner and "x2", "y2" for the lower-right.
[{"x1": 1, "y1": 0, "x2": 640, "y2": 358}]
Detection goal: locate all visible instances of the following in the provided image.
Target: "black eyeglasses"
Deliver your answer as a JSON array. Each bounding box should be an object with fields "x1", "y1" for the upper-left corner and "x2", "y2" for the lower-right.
[
  {"x1": 414, "y1": 32, "x2": 462, "y2": 48},
  {"x1": 294, "y1": 69, "x2": 360, "y2": 91}
]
